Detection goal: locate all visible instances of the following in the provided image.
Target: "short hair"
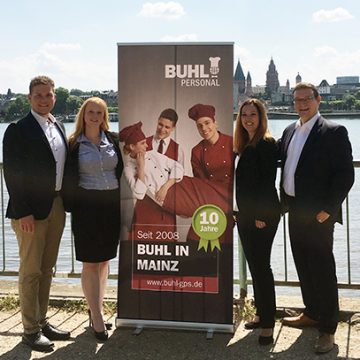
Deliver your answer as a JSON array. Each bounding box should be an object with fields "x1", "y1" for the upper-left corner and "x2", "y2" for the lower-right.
[
  {"x1": 159, "y1": 108, "x2": 178, "y2": 125},
  {"x1": 29, "y1": 75, "x2": 55, "y2": 94},
  {"x1": 292, "y1": 82, "x2": 319, "y2": 98}
]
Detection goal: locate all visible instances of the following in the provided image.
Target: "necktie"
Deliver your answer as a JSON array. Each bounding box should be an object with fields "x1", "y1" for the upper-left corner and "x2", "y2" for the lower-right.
[{"x1": 158, "y1": 139, "x2": 164, "y2": 154}]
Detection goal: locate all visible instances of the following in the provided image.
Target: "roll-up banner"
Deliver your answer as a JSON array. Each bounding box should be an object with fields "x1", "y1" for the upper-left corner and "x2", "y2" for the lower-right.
[{"x1": 117, "y1": 43, "x2": 234, "y2": 333}]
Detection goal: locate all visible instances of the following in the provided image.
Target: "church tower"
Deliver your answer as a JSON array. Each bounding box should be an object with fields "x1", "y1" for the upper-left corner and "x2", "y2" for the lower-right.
[
  {"x1": 266, "y1": 57, "x2": 280, "y2": 95},
  {"x1": 296, "y1": 72, "x2": 302, "y2": 84},
  {"x1": 246, "y1": 72, "x2": 253, "y2": 96},
  {"x1": 233, "y1": 59, "x2": 246, "y2": 110}
]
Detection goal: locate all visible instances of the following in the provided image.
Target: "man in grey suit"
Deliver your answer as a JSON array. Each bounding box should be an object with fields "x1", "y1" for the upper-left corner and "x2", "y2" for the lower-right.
[
  {"x1": 3, "y1": 76, "x2": 70, "y2": 352},
  {"x1": 279, "y1": 82, "x2": 354, "y2": 354}
]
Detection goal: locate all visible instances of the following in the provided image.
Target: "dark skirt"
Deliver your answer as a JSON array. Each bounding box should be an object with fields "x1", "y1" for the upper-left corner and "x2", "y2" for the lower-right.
[{"x1": 72, "y1": 187, "x2": 120, "y2": 263}]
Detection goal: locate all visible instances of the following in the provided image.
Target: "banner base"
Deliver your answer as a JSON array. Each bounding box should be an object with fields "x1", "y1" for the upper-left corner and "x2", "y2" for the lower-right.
[{"x1": 115, "y1": 318, "x2": 234, "y2": 334}]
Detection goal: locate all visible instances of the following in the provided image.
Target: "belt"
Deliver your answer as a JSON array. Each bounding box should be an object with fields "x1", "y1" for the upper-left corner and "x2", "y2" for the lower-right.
[{"x1": 54, "y1": 191, "x2": 61, "y2": 197}]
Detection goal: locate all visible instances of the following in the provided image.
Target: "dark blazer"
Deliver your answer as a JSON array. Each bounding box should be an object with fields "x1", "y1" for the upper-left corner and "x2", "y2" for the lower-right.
[
  {"x1": 279, "y1": 116, "x2": 354, "y2": 223},
  {"x1": 3, "y1": 112, "x2": 67, "y2": 220},
  {"x1": 62, "y1": 131, "x2": 123, "y2": 212},
  {"x1": 236, "y1": 138, "x2": 280, "y2": 222}
]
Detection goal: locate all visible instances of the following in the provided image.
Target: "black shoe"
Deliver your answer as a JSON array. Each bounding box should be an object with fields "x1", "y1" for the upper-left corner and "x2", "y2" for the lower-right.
[
  {"x1": 42, "y1": 323, "x2": 71, "y2": 341},
  {"x1": 244, "y1": 321, "x2": 260, "y2": 330},
  {"x1": 88, "y1": 310, "x2": 109, "y2": 341},
  {"x1": 93, "y1": 328, "x2": 109, "y2": 341},
  {"x1": 88, "y1": 310, "x2": 112, "y2": 330},
  {"x1": 22, "y1": 332, "x2": 54, "y2": 352},
  {"x1": 258, "y1": 335, "x2": 274, "y2": 346}
]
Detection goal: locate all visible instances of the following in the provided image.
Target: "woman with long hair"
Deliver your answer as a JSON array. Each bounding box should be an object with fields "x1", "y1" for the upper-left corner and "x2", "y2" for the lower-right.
[
  {"x1": 234, "y1": 98, "x2": 280, "y2": 345},
  {"x1": 64, "y1": 97, "x2": 123, "y2": 341}
]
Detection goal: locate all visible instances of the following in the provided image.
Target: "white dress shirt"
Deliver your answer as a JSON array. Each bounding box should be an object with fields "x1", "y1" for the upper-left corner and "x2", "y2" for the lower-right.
[
  {"x1": 124, "y1": 150, "x2": 184, "y2": 203},
  {"x1": 31, "y1": 109, "x2": 66, "y2": 191},
  {"x1": 283, "y1": 112, "x2": 320, "y2": 196},
  {"x1": 152, "y1": 136, "x2": 185, "y2": 167}
]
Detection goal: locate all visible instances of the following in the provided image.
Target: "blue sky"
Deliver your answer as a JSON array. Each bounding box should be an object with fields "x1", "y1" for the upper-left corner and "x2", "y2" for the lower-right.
[{"x1": 0, "y1": 1, "x2": 359, "y2": 93}]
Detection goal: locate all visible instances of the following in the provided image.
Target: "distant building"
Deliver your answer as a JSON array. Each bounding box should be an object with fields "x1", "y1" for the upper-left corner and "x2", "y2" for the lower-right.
[
  {"x1": 233, "y1": 60, "x2": 253, "y2": 110},
  {"x1": 336, "y1": 76, "x2": 359, "y2": 85},
  {"x1": 252, "y1": 85, "x2": 266, "y2": 95},
  {"x1": 296, "y1": 72, "x2": 302, "y2": 84},
  {"x1": 266, "y1": 58, "x2": 280, "y2": 95},
  {"x1": 318, "y1": 80, "x2": 331, "y2": 95},
  {"x1": 245, "y1": 72, "x2": 253, "y2": 96}
]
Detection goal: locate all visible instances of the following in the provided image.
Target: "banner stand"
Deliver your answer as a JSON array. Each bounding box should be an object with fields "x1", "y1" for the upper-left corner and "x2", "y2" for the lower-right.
[
  {"x1": 117, "y1": 42, "x2": 234, "y2": 336},
  {"x1": 115, "y1": 318, "x2": 234, "y2": 336}
]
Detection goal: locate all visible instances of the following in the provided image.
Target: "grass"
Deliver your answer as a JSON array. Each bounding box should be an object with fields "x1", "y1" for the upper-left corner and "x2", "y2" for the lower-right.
[
  {"x1": 233, "y1": 296, "x2": 256, "y2": 326},
  {"x1": 1, "y1": 293, "x2": 253, "y2": 320},
  {"x1": 0, "y1": 295, "x2": 20, "y2": 311},
  {"x1": 0, "y1": 295, "x2": 117, "y2": 315}
]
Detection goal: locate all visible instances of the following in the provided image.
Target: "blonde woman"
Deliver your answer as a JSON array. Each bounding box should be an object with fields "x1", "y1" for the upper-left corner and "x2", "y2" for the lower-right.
[{"x1": 64, "y1": 97, "x2": 123, "y2": 341}]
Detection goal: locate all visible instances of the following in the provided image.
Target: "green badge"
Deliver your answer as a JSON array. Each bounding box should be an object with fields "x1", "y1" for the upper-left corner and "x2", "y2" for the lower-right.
[{"x1": 192, "y1": 204, "x2": 227, "y2": 252}]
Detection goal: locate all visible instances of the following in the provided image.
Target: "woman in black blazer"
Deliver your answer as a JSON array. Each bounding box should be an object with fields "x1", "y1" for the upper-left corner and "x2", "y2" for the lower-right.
[
  {"x1": 234, "y1": 99, "x2": 280, "y2": 345},
  {"x1": 63, "y1": 97, "x2": 123, "y2": 341}
]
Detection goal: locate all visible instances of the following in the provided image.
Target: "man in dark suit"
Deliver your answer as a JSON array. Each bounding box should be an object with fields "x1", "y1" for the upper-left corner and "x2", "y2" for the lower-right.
[
  {"x1": 3, "y1": 76, "x2": 70, "y2": 352},
  {"x1": 279, "y1": 82, "x2": 354, "y2": 354}
]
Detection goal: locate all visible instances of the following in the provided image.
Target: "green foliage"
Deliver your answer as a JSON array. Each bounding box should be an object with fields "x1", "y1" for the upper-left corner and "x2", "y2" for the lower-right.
[
  {"x1": 0, "y1": 295, "x2": 20, "y2": 311},
  {"x1": 0, "y1": 294, "x2": 116, "y2": 314},
  {"x1": 66, "y1": 95, "x2": 84, "y2": 114},
  {"x1": 343, "y1": 94, "x2": 356, "y2": 110},
  {"x1": 4, "y1": 95, "x2": 30, "y2": 122},
  {"x1": 53, "y1": 87, "x2": 70, "y2": 115},
  {"x1": 108, "y1": 106, "x2": 118, "y2": 113},
  {"x1": 233, "y1": 296, "x2": 256, "y2": 325},
  {"x1": 69, "y1": 88, "x2": 84, "y2": 96}
]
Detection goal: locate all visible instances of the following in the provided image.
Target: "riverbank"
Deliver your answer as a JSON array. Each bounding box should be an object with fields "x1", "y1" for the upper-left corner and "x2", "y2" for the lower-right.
[
  {"x1": 0, "y1": 279, "x2": 359, "y2": 359},
  {"x1": 267, "y1": 111, "x2": 360, "y2": 119}
]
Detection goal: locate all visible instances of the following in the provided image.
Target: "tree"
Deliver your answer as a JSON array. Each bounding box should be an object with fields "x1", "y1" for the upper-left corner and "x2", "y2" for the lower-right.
[
  {"x1": 70, "y1": 88, "x2": 84, "y2": 96},
  {"x1": 53, "y1": 87, "x2": 69, "y2": 115},
  {"x1": 343, "y1": 94, "x2": 356, "y2": 111},
  {"x1": 4, "y1": 95, "x2": 30, "y2": 122},
  {"x1": 66, "y1": 95, "x2": 83, "y2": 114}
]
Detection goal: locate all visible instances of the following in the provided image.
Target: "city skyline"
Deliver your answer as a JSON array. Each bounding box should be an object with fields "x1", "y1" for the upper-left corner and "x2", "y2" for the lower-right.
[{"x1": 0, "y1": 1, "x2": 359, "y2": 93}]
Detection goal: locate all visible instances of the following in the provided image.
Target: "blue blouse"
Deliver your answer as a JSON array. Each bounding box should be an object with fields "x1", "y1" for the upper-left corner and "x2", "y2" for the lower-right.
[{"x1": 77, "y1": 131, "x2": 119, "y2": 190}]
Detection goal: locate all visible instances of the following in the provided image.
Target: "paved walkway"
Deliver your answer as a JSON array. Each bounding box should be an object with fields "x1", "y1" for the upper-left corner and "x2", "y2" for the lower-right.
[{"x1": 1, "y1": 280, "x2": 359, "y2": 359}]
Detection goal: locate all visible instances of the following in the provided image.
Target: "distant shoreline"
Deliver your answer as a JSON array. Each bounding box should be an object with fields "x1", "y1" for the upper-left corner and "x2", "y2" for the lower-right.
[{"x1": 267, "y1": 112, "x2": 360, "y2": 119}]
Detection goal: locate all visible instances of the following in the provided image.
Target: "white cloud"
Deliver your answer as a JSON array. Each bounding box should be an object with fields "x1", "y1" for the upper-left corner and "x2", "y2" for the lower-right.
[
  {"x1": 0, "y1": 43, "x2": 114, "y2": 93},
  {"x1": 234, "y1": 45, "x2": 250, "y2": 62},
  {"x1": 314, "y1": 46, "x2": 338, "y2": 57},
  {"x1": 312, "y1": 7, "x2": 354, "y2": 23},
  {"x1": 138, "y1": 2, "x2": 185, "y2": 19},
  {"x1": 161, "y1": 33, "x2": 197, "y2": 41},
  {"x1": 41, "y1": 42, "x2": 81, "y2": 51}
]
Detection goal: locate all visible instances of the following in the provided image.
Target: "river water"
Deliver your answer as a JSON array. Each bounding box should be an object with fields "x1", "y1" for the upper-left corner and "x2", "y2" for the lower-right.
[{"x1": 0, "y1": 119, "x2": 359, "y2": 297}]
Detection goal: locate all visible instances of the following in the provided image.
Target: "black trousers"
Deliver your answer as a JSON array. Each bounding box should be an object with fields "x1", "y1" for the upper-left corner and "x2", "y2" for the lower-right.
[
  {"x1": 288, "y1": 204, "x2": 338, "y2": 334},
  {"x1": 236, "y1": 212, "x2": 279, "y2": 328}
]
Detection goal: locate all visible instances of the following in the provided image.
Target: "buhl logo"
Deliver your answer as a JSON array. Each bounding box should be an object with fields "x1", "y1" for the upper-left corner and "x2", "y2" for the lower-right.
[{"x1": 165, "y1": 57, "x2": 221, "y2": 87}]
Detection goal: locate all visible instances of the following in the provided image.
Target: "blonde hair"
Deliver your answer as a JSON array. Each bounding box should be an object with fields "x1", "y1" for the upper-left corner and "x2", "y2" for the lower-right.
[
  {"x1": 68, "y1": 97, "x2": 109, "y2": 149},
  {"x1": 233, "y1": 98, "x2": 273, "y2": 154}
]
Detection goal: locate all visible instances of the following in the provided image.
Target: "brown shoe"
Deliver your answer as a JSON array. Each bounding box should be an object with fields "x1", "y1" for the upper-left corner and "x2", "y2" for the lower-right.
[
  {"x1": 314, "y1": 333, "x2": 335, "y2": 354},
  {"x1": 282, "y1": 313, "x2": 318, "y2": 328}
]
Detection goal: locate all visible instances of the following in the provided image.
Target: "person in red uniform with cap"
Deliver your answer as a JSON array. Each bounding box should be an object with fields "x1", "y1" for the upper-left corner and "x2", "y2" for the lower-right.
[{"x1": 186, "y1": 103, "x2": 234, "y2": 244}]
